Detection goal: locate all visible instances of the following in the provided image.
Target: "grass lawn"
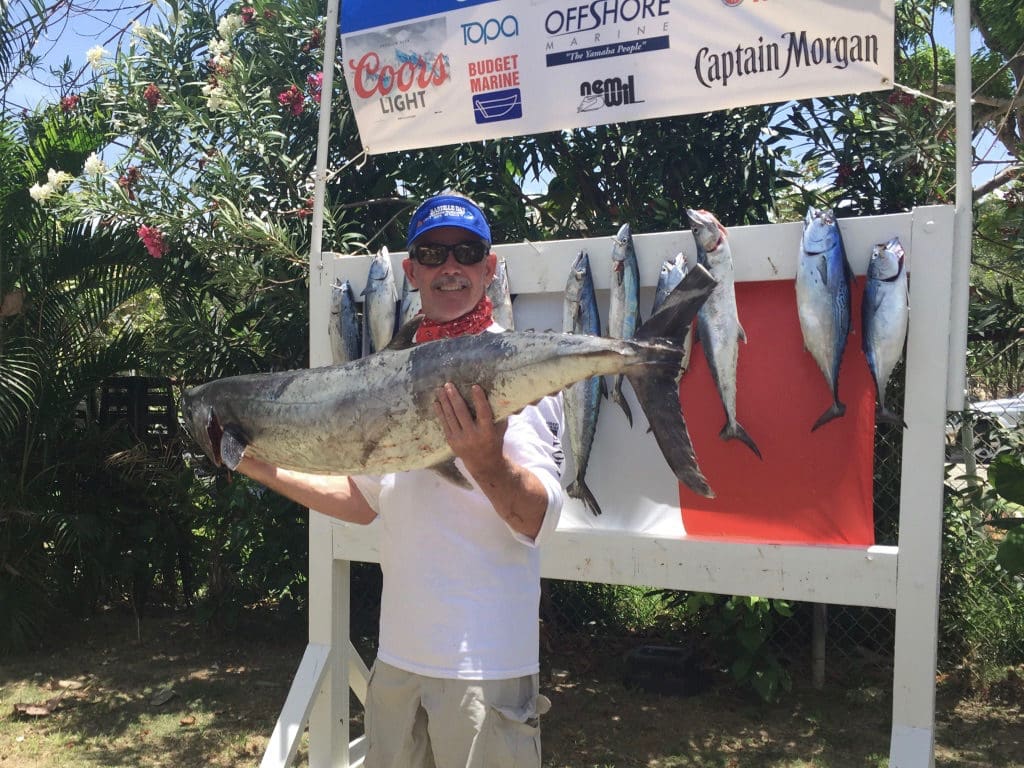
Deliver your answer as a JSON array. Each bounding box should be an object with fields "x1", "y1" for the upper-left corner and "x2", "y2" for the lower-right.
[{"x1": 1, "y1": 607, "x2": 1022, "y2": 767}]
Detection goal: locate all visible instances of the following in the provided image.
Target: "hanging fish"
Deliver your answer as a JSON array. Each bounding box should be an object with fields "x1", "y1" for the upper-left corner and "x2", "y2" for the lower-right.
[
  {"x1": 652, "y1": 252, "x2": 693, "y2": 371},
  {"x1": 688, "y1": 209, "x2": 762, "y2": 458},
  {"x1": 608, "y1": 223, "x2": 641, "y2": 427},
  {"x1": 862, "y1": 236, "x2": 909, "y2": 427},
  {"x1": 362, "y1": 247, "x2": 398, "y2": 356},
  {"x1": 562, "y1": 251, "x2": 605, "y2": 516},
  {"x1": 399, "y1": 273, "x2": 421, "y2": 327},
  {"x1": 795, "y1": 207, "x2": 853, "y2": 431},
  {"x1": 328, "y1": 279, "x2": 361, "y2": 364},
  {"x1": 487, "y1": 255, "x2": 515, "y2": 330},
  {"x1": 653, "y1": 252, "x2": 687, "y2": 315}
]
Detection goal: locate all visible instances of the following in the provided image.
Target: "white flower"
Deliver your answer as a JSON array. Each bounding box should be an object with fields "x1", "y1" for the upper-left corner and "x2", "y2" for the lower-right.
[
  {"x1": 131, "y1": 21, "x2": 149, "y2": 40},
  {"x1": 217, "y1": 13, "x2": 243, "y2": 40},
  {"x1": 46, "y1": 168, "x2": 74, "y2": 191},
  {"x1": 29, "y1": 182, "x2": 54, "y2": 203},
  {"x1": 202, "y1": 82, "x2": 231, "y2": 111},
  {"x1": 208, "y1": 38, "x2": 230, "y2": 57},
  {"x1": 86, "y1": 45, "x2": 108, "y2": 69},
  {"x1": 83, "y1": 152, "x2": 107, "y2": 176}
]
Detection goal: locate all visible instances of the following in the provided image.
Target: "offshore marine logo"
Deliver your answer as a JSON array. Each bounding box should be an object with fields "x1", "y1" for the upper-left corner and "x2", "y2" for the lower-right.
[
  {"x1": 577, "y1": 74, "x2": 644, "y2": 111},
  {"x1": 461, "y1": 15, "x2": 519, "y2": 45},
  {"x1": 545, "y1": 0, "x2": 670, "y2": 36}
]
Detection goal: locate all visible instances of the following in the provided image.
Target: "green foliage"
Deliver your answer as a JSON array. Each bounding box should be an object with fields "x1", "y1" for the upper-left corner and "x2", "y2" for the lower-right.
[
  {"x1": 941, "y1": 454, "x2": 1024, "y2": 679},
  {"x1": 660, "y1": 591, "x2": 794, "y2": 703}
]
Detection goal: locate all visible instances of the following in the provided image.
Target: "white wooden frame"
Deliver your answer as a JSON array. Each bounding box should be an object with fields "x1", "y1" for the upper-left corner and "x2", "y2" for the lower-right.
[{"x1": 261, "y1": 205, "x2": 955, "y2": 768}]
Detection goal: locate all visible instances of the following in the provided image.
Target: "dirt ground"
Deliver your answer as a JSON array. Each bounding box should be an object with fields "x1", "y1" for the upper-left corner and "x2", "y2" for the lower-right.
[{"x1": 1, "y1": 608, "x2": 1022, "y2": 767}]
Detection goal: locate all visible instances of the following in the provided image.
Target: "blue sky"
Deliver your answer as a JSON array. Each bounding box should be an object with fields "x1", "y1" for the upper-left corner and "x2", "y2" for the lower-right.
[{"x1": 7, "y1": 4, "x2": 1010, "y2": 187}]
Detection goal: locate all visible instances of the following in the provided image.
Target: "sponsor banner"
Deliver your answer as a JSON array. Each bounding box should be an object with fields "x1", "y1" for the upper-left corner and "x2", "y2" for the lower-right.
[{"x1": 340, "y1": 0, "x2": 894, "y2": 155}]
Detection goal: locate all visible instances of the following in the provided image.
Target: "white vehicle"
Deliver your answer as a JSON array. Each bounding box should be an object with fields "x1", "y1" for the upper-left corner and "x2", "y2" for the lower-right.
[{"x1": 947, "y1": 392, "x2": 1024, "y2": 463}]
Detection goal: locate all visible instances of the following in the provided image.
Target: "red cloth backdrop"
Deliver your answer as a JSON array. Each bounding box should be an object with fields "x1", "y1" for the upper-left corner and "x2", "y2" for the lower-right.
[{"x1": 678, "y1": 278, "x2": 876, "y2": 545}]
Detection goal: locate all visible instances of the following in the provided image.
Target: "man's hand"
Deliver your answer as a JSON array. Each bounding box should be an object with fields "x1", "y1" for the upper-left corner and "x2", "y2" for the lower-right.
[
  {"x1": 433, "y1": 382, "x2": 507, "y2": 471},
  {"x1": 434, "y1": 382, "x2": 548, "y2": 540}
]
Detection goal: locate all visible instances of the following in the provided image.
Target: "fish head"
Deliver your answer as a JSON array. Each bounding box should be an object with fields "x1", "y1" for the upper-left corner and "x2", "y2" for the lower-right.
[
  {"x1": 180, "y1": 386, "x2": 222, "y2": 467},
  {"x1": 565, "y1": 250, "x2": 592, "y2": 304},
  {"x1": 868, "y1": 237, "x2": 905, "y2": 281},
  {"x1": 686, "y1": 209, "x2": 726, "y2": 258},
  {"x1": 330, "y1": 279, "x2": 345, "y2": 315},
  {"x1": 801, "y1": 207, "x2": 837, "y2": 256},
  {"x1": 611, "y1": 223, "x2": 633, "y2": 261}
]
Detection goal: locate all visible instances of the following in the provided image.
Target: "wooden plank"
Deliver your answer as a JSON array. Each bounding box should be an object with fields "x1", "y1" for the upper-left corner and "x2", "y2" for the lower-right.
[
  {"x1": 330, "y1": 521, "x2": 898, "y2": 608},
  {"x1": 888, "y1": 207, "x2": 954, "y2": 766},
  {"x1": 260, "y1": 642, "x2": 332, "y2": 768}
]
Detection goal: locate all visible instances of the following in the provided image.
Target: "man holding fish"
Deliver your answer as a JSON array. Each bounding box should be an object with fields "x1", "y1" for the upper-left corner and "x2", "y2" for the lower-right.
[{"x1": 231, "y1": 192, "x2": 566, "y2": 768}]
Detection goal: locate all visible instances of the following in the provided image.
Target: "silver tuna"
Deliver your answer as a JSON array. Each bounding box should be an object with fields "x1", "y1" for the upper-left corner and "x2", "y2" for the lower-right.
[
  {"x1": 181, "y1": 265, "x2": 719, "y2": 498},
  {"x1": 399, "y1": 273, "x2": 422, "y2": 327},
  {"x1": 362, "y1": 247, "x2": 398, "y2": 356},
  {"x1": 487, "y1": 255, "x2": 515, "y2": 330},
  {"x1": 795, "y1": 207, "x2": 853, "y2": 431},
  {"x1": 688, "y1": 209, "x2": 761, "y2": 458},
  {"x1": 608, "y1": 223, "x2": 641, "y2": 427},
  {"x1": 562, "y1": 251, "x2": 605, "y2": 516},
  {"x1": 862, "y1": 236, "x2": 909, "y2": 426},
  {"x1": 328, "y1": 279, "x2": 361, "y2": 365}
]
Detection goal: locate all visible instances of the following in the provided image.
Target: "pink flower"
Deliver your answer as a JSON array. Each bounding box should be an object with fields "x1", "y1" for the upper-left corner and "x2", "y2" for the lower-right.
[
  {"x1": 241, "y1": 6, "x2": 256, "y2": 24},
  {"x1": 61, "y1": 95, "x2": 80, "y2": 112},
  {"x1": 277, "y1": 85, "x2": 304, "y2": 116},
  {"x1": 306, "y1": 72, "x2": 323, "y2": 104},
  {"x1": 137, "y1": 225, "x2": 169, "y2": 259},
  {"x1": 143, "y1": 83, "x2": 162, "y2": 109}
]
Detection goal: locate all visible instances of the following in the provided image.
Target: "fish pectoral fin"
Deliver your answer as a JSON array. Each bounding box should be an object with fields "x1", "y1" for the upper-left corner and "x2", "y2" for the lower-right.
[
  {"x1": 430, "y1": 459, "x2": 474, "y2": 490},
  {"x1": 220, "y1": 424, "x2": 250, "y2": 471},
  {"x1": 737, "y1": 322, "x2": 747, "y2": 344}
]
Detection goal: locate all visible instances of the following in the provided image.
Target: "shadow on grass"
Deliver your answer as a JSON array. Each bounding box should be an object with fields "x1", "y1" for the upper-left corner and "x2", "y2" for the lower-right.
[{"x1": 0, "y1": 606, "x2": 321, "y2": 768}]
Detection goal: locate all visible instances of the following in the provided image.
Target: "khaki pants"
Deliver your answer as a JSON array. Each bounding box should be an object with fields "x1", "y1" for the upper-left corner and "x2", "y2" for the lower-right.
[{"x1": 364, "y1": 660, "x2": 551, "y2": 768}]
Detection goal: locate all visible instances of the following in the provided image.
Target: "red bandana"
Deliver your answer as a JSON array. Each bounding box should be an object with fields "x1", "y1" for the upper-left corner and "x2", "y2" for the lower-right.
[{"x1": 415, "y1": 296, "x2": 494, "y2": 343}]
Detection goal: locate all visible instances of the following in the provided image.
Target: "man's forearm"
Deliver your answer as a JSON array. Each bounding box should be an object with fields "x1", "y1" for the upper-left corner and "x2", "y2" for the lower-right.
[
  {"x1": 236, "y1": 456, "x2": 377, "y2": 525},
  {"x1": 464, "y1": 456, "x2": 548, "y2": 540}
]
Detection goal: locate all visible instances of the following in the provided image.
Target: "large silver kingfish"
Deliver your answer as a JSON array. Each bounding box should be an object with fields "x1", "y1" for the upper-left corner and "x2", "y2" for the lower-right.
[
  {"x1": 688, "y1": 209, "x2": 761, "y2": 458},
  {"x1": 181, "y1": 266, "x2": 719, "y2": 498},
  {"x1": 608, "y1": 222, "x2": 641, "y2": 427},
  {"x1": 562, "y1": 251, "x2": 606, "y2": 516}
]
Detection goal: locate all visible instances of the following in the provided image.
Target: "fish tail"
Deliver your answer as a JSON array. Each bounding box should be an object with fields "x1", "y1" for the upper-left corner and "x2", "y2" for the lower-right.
[
  {"x1": 721, "y1": 421, "x2": 762, "y2": 460},
  {"x1": 568, "y1": 478, "x2": 603, "y2": 516},
  {"x1": 875, "y1": 405, "x2": 907, "y2": 429},
  {"x1": 628, "y1": 368, "x2": 714, "y2": 498},
  {"x1": 627, "y1": 265, "x2": 718, "y2": 498},
  {"x1": 811, "y1": 401, "x2": 846, "y2": 432}
]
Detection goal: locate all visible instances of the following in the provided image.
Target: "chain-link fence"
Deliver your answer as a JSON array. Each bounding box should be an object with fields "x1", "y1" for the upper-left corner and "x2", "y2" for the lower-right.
[{"x1": 346, "y1": 355, "x2": 1024, "y2": 690}]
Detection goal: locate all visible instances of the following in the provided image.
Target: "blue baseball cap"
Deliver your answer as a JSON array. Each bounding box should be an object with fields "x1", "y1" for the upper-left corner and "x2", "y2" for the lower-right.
[{"x1": 406, "y1": 194, "x2": 491, "y2": 248}]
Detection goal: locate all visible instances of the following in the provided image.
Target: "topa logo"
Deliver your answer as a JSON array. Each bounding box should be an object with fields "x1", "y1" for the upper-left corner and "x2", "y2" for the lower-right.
[
  {"x1": 577, "y1": 75, "x2": 644, "y2": 111},
  {"x1": 461, "y1": 16, "x2": 519, "y2": 45}
]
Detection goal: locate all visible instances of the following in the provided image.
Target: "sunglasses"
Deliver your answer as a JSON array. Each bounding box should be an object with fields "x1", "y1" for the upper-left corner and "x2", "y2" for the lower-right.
[{"x1": 410, "y1": 240, "x2": 489, "y2": 267}]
